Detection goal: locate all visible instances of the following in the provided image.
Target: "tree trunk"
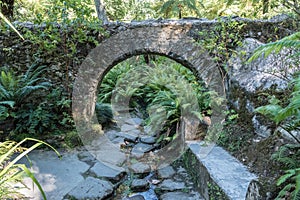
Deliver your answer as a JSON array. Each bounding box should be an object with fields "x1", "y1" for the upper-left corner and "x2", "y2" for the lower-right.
[
  {"x1": 1, "y1": 0, "x2": 14, "y2": 19},
  {"x1": 94, "y1": 0, "x2": 109, "y2": 24}
]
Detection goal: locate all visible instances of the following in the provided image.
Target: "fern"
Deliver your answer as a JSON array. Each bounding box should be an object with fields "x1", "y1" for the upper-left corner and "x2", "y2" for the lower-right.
[
  {"x1": 255, "y1": 75, "x2": 300, "y2": 143},
  {"x1": 276, "y1": 167, "x2": 300, "y2": 200},
  {"x1": 0, "y1": 64, "x2": 51, "y2": 132},
  {"x1": 248, "y1": 31, "x2": 300, "y2": 62}
]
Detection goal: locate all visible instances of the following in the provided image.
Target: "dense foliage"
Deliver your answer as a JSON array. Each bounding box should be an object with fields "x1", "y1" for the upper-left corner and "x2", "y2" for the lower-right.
[
  {"x1": 250, "y1": 30, "x2": 300, "y2": 200},
  {"x1": 0, "y1": 0, "x2": 300, "y2": 198},
  {"x1": 98, "y1": 56, "x2": 212, "y2": 143}
]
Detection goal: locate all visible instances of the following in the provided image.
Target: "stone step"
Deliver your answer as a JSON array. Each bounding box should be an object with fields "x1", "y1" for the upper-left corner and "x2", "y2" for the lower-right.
[{"x1": 185, "y1": 141, "x2": 258, "y2": 200}]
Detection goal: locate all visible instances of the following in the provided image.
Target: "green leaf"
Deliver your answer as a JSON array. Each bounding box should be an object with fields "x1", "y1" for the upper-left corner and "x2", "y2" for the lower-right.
[
  {"x1": 17, "y1": 164, "x2": 47, "y2": 200},
  {"x1": 0, "y1": 12, "x2": 24, "y2": 40}
]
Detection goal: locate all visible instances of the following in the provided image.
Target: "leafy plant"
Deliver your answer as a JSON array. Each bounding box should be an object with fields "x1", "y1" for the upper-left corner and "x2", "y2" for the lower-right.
[
  {"x1": 0, "y1": 138, "x2": 61, "y2": 199},
  {"x1": 249, "y1": 29, "x2": 300, "y2": 199},
  {"x1": 255, "y1": 76, "x2": 300, "y2": 143},
  {"x1": 198, "y1": 17, "x2": 245, "y2": 72},
  {"x1": 0, "y1": 64, "x2": 51, "y2": 122},
  {"x1": 276, "y1": 167, "x2": 300, "y2": 199},
  {"x1": 101, "y1": 56, "x2": 212, "y2": 145},
  {"x1": 12, "y1": 88, "x2": 75, "y2": 138},
  {"x1": 248, "y1": 31, "x2": 300, "y2": 62},
  {"x1": 0, "y1": 11, "x2": 24, "y2": 39},
  {"x1": 157, "y1": 0, "x2": 202, "y2": 19}
]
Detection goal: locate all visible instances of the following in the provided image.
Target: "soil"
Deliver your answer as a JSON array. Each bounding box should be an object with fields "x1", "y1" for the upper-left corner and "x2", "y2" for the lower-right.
[{"x1": 218, "y1": 119, "x2": 292, "y2": 199}]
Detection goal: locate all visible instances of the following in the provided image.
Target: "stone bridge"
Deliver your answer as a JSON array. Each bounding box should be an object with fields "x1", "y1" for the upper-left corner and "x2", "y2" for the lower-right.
[{"x1": 72, "y1": 16, "x2": 297, "y2": 139}]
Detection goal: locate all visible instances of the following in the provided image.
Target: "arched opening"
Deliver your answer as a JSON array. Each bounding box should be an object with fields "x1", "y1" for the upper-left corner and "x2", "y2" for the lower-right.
[
  {"x1": 96, "y1": 55, "x2": 211, "y2": 147},
  {"x1": 72, "y1": 25, "x2": 226, "y2": 168}
]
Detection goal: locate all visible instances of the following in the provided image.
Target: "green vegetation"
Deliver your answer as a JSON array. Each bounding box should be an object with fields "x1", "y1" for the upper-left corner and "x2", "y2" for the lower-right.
[
  {"x1": 0, "y1": 138, "x2": 60, "y2": 199},
  {"x1": 0, "y1": 0, "x2": 299, "y2": 198},
  {"x1": 249, "y1": 27, "x2": 300, "y2": 200},
  {"x1": 98, "y1": 56, "x2": 211, "y2": 144}
]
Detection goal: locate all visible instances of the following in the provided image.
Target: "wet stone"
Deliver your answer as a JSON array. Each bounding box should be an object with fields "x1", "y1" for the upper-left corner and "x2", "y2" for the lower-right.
[
  {"x1": 124, "y1": 194, "x2": 145, "y2": 200},
  {"x1": 65, "y1": 177, "x2": 113, "y2": 200},
  {"x1": 130, "y1": 151, "x2": 145, "y2": 159},
  {"x1": 125, "y1": 118, "x2": 143, "y2": 126},
  {"x1": 105, "y1": 129, "x2": 119, "y2": 141},
  {"x1": 77, "y1": 151, "x2": 95, "y2": 164},
  {"x1": 115, "y1": 132, "x2": 138, "y2": 143},
  {"x1": 143, "y1": 126, "x2": 158, "y2": 136},
  {"x1": 129, "y1": 162, "x2": 151, "y2": 174},
  {"x1": 112, "y1": 136, "x2": 125, "y2": 145},
  {"x1": 131, "y1": 143, "x2": 155, "y2": 154},
  {"x1": 157, "y1": 166, "x2": 175, "y2": 179},
  {"x1": 121, "y1": 124, "x2": 141, "y2": 133},
  {"x1": 158, "y1": 179, "x2": 186, "y2": 191},
  {"x1": 131, "y1": 179, "x2": 149, "y2": 192},
  {"x1": 89, "y1": 162, "x2": 126, "y2": 182},
  {"x1": 160, "y1": 191, "x2": 204, "y2": 200},
  {"x1": 140, "y1": 136, "x2": 156, "y2": 144}
]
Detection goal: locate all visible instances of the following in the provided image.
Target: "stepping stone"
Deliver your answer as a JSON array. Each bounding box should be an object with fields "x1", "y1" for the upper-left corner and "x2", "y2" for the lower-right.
[
  {"x1": 160, "y1": 191, "x2": 204, "y2": 200},
  {"x1": 89, "y1": 162, "x2": 126, "y2": 182},
  {"x1": 157, "y1": 166, "x2": 175, "y2": 179},
  {"x1": 140, "y1": 136, "x2": 156, "y2": 144},
  {"x1": 121, "y1": 124, "x2": 140, "y2": 132},
  {"x1": 125, "y1": 118, "x2": 143, "y2": 126},
  {"x1": 105, "y1": 129, "x2": 119, "y2": 141},
  {"x1": 88, "y1": 136, "x2": 126, "y2": 166},
  {"x1": 131, "y1": 179, "x2": 149, "y2": 192},
  {"x1": 129, "y1": 162, "x2": 151, "y2": 174},
  {"x1": 65, "y1": 177, "x2": 113, "y2": 200},
  {"x1": 112, "y1": 136, "x2": 125, "y2": 145},
  {"x1": 115, "y1": 132, "x2": 138, "y2": 143},
  {"x1": 158, "y1": 179, "x2": 186, "y2": 191},
  {"x1": 17, "y1": 150, "x2": 90, "y2": 200},
  {"x1": 124, "y1": 194, "x2": 145, "y2": 200},
  {"x1": 131, "y1": 143, "x2": 155, "y2": 154},
  {"x1": 77, "y1": 151, "x2": 96, "y2": 163},
  {"x1": 143, "y1": 126, "x2": 157, "y2": 136}
]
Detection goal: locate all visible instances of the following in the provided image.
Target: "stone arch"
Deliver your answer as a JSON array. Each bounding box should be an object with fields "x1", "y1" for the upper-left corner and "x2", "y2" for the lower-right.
[{"x1": 72, "y1": 24, "x2": 225, "y2": 166}]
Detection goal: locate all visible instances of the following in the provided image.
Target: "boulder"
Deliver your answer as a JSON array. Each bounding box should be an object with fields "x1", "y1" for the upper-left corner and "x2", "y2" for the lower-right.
[{"x1": 227, "y1": 37, "x2": 297, "y2": 138}]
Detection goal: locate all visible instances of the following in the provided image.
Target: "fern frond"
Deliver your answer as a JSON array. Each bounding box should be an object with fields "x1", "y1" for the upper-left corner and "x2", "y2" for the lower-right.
[{"x1": 248, "y1": 32, "x2": 300, "y2": 62}]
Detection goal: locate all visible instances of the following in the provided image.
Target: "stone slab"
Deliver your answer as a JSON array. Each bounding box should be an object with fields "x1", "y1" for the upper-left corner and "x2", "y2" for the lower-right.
[
  {"x1": 160, "y1": 191, "x2": 204, "y2": 200},
  {"x1": 187, "y1": 141, "x2": 257, "y2": 200},
  {"x1": 66, "y1": 177, "x2": 113, "y2": 200},
  {"x1": 17, "y1": 150, "x2": 90, "y2": 200},
  {"x1": 90, "y1": 161, "x2": 126, "y2": 181}
]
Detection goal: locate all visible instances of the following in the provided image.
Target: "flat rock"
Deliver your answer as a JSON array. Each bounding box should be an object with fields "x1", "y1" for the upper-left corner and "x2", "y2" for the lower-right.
[
  {"x1": 89, "y1": 162, "x2": 126, "y2": 182},
  {"x1": 131, "y1": 179, "x2": 149, "y2": 191},
  {"x1": 158, "y1": 179, "x2": 186, "y2": 191},
  {"x1": 160, "y1": 191, "x2": 204, "y2": 200},
  {"x1": 105, "y1": 129, "x2": 119, "y2": 141},
  {"x1": 112, "y1": 136, "x2": 125, "y2": 145},
  {"x1": 129, "y1": 162, "x2": 151, "y2": 174},
  {"x1": 115, "y1": 131, "x2": 138, "y2": 143},
  {"x1": 140, "y1": 136, "x2": 156, "y2": 144},
  {"x1": 66, "y1": 177, "x2": 113, "y2": 200},
  {"x1": 121, "y1": 124, "x2": 140, "y2": 133},
  {"x1": 124, "y1": 194, "x2": 145, "y2": 200},
  {"x1": 88, "y1": 136, "x2": 127, "y2": 166},
  {"x1": 157, "y1": 166, "x2": 175, "y2": 179},
  {"x1": 131, "y1": 143, "x2": 155, "y2": 154},
  {"x1": 125, "y1": 118, "x2": 143, "y2": 126},
  {"x1": 17, "y1": 150, "x2": 90, "y2": 200},
  {"x1": 143, "y1": 126, "x2": 158, "y2": 136},
  {"x1": 77, "y1": 151, "x2": 95, "y2": 163}
]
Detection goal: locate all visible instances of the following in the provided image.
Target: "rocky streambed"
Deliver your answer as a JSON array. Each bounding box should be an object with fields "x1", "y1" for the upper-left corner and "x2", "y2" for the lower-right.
[{"x1": 18, "y1": 116, "x2": 204, "y2": 200}]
